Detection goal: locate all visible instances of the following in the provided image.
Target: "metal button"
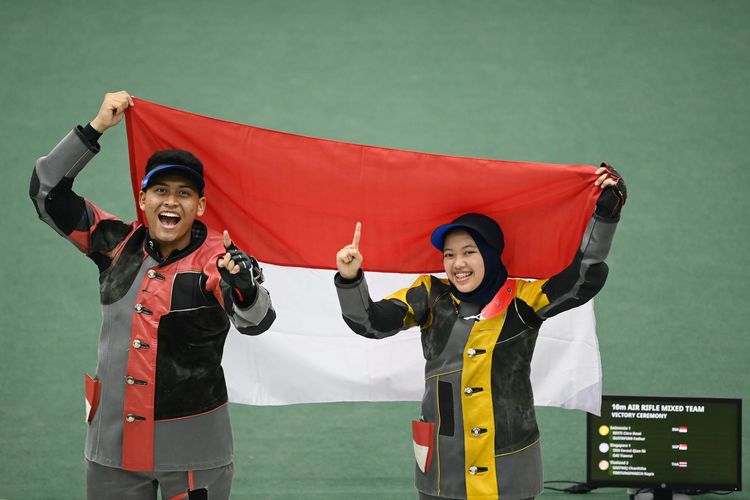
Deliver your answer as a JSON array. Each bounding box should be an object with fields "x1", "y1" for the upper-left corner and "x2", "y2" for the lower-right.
[
  {"x1": 468, "y1": 348, "x2": 477, "y2": 357},
  {"x1": 469, "y1": 466, "x2": 479, "y2": 475},
  {"x1": 126, "y1": 376, "x2": 135, "y2": 385},
  {"x1": 471, "y1": 427, "x2": 487, "y2": 436},
  {"x1": 147, "y1": 269, "x2": 157, "y2": 279},
  {"x1": 134, "y1": 304, "x2": 152, "y2": 315},
  {"x1": 464, "y1": 387, "x2": 474, "y2": 395},
  {"x1": 464, "y1": 387, "x2": 483, "y2": 396},
  {"x1": 126, "y1": 414, "x2": 135, "y2": 423},
  {"x1": 132, "y1": 339, "x2": 149, "y2": 349}
]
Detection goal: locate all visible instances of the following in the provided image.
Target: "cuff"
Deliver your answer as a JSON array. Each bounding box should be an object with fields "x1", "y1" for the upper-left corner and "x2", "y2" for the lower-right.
[
  {"x1": 334, "y1": 268, "x2": 364, "y2": 287},
  {"x1": 75, "y1": 124, "x2": 102, "y2": 153}
]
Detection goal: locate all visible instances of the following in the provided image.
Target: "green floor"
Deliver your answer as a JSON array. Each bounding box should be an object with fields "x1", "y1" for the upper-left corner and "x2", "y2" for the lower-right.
[{"x1": 1, "y1": 1, "x2": 748, "y2": 498}]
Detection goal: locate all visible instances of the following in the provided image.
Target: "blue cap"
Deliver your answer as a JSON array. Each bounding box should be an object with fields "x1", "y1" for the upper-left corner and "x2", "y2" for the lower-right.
[
  {"x1": 430, "y1": 213, "x2": 504, "y2": 252},
  {"x1": 141, "y1": 163, "x2": 205, "y2": 195}
]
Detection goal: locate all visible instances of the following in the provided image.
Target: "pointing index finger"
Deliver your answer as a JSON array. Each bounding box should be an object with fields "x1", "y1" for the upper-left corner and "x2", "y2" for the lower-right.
[
  {"x1": 223, "y1": 230, "x2": 232, "y2": 249},
  {"x1": 352, "y1": 222, "x2": 361, "y2": 249}
]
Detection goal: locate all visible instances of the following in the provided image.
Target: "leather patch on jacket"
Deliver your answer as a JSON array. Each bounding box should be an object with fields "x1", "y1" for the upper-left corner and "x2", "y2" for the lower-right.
[
  {"x1": 171, "y1": 272, "x2": 217, "y2": 311},
  {"x1": 154, "y1": 307, "x2": 230, "y2": 420},
  {"x1": 421, "y1": 278, "x2": 456, "y2": 360},
  {"x1": 99, "y1": 226, "x2": 146, "y2": 305}
]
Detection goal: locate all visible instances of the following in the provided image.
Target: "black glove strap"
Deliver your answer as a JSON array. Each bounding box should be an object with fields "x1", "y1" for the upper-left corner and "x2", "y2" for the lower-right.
[{"x1": 218, "y1": 244, "x2": 261, "y2": 307}]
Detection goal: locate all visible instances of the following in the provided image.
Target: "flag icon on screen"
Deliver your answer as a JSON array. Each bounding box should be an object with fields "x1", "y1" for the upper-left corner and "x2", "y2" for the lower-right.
[
  {"x1": 679, "y1": 443, "x2": 688, "y2": 450},
  {"x1": 679, "y1": 426, "x2": 688, "y2": 433}
]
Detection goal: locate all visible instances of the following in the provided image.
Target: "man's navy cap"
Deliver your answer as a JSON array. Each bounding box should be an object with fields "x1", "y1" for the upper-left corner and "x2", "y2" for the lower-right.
[
  {"x1": 141, "y1": 163, "x2": 205, "y2": 195},
  {"x1": 430, "y1": 213, "x2": 504, "y2": 253}
]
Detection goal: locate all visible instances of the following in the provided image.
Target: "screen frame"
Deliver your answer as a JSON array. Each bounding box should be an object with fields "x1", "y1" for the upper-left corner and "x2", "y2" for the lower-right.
[{"x1": 586, "y1": 395, "x2": 742, "y2": 492}]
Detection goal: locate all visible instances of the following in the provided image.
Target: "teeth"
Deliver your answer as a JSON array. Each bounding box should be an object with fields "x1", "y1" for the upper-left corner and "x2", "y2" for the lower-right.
[
  {"x1": 455, "y1": 272, "x2": 471, "y2": 280},
  {"x1": 158, "y1": 212, "x2": 181, "y2": 228}
]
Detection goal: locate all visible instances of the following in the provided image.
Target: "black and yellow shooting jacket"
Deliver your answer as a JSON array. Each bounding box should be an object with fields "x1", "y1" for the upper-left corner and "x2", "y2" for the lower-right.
[{"x1": 335, "y1": 212, "x2": 618, "y2": 500}]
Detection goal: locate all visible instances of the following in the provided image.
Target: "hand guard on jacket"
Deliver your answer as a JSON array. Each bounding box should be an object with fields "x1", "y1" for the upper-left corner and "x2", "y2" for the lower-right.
[
  {"x1": 595, "y1": 162, "x2": 627, "y2": 218},
  {"x1": 217, "y1": 242, "x2": 263, "y2": 307}
]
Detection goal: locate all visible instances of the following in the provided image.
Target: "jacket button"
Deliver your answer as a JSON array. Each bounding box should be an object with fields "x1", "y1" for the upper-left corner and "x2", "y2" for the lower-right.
[
  {"x1": 471, "y1": 427, "x2": 486, "y2": 436},
  {"x1": 126, "y1": 376, "x2": 135, "y2": 385},
  {"x1": 467, "y1": 348, "x2": 486, "y2": 357},
  {"x1": 147, "y1": 269, "x2": 156, "y2": 279},
  {"x1": 469, "y1": 466, "x2": 479, "y2": 475},
  {"x1": 464, "y1": 387, "x2": 473, "y2": 395},
  {"x1": 132, "y1": 339, "x2": 141, "y2": 348},
  {"x1": 126, "y1": 414, "x2": 135, "y2": 422},
  {"x1": 135, "y1": 304, "x2": 143, "y2": 313}
]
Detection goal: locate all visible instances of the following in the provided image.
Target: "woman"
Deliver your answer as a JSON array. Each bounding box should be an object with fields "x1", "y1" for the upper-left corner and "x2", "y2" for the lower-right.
[{"x1": 334, "y1": 166, "x2": 626, "y2": 500}]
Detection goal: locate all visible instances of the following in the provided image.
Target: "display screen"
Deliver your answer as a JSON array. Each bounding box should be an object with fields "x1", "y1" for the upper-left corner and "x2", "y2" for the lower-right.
[{"x1": 587, "y1": 395, "x2": 741, "y2": 491}]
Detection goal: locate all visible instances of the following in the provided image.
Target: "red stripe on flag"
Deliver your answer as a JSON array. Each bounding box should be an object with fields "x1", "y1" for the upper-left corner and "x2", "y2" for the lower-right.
[{"x1": 125, "y1": 99, "x2": 599, "y2": 277}]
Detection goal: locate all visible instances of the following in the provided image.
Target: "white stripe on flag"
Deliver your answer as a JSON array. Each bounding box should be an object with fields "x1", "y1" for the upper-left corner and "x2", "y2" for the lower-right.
[{"x1": 222, "y1": 263, "x2": 602, "y2": 414}]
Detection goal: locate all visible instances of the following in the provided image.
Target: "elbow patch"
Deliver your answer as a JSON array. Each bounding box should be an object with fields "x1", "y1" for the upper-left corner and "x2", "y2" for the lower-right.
[
  {"x1": 370, "y1": 299, "x2": 408, "y2": 333},
  {"x1": 541, "y1": 262, "x2": 609, "y2": 318},
  {"x1": 343, "y1": 315, "x2": 375, "y2": 338},
  {"x1": 44, "y1": 178, "x2": 89, "y2": 235}
]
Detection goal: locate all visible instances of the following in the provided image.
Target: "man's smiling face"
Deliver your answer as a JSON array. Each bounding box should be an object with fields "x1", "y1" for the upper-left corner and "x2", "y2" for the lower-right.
[{"x1": 138, "y1": 174, "x2": 206, "y2": 257}]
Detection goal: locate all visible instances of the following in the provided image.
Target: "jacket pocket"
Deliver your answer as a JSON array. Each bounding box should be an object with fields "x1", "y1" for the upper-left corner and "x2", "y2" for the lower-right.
[
  {"x1": 437, "y1": 380, "x2": 454, "y2": 436},
  {"x1": 85, "y1": 373, "x2": 101, "y2": 424},
  {"x1": 412, "y1": 419, "x2": 435, "y2": 473}
]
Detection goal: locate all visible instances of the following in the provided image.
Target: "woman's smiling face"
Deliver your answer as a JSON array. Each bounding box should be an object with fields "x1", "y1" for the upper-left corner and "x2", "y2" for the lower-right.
[{"x1": 442, "y1": 229, "x2": 485, "y2": 293}]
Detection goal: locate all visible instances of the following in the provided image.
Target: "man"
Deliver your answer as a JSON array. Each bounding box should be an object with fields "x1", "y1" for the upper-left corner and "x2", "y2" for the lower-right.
[{"x1": 30, "y1": 91, "x2": 275, "y2": 499}]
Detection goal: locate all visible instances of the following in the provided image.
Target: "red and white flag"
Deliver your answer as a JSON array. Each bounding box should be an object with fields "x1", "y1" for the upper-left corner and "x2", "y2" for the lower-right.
[{"x1": 125, "y1": 99, "x2": 605, "y2": 414}]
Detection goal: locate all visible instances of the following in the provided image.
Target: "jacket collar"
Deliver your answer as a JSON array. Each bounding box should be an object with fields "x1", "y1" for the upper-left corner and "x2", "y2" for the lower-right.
[{"x1": 144, "y1": 220, "x2": 208, "y2": 267}]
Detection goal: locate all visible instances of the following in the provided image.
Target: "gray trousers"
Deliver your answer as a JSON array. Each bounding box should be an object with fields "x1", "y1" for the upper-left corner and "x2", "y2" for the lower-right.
[{"x1": 85, "y1": 459, "x2": 233, "y2": 500}]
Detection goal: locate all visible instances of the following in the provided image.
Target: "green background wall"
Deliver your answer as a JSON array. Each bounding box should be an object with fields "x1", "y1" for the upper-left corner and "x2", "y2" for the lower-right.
[{"x1": 1, "y1": 1, "x2": 747, "y2": 498}]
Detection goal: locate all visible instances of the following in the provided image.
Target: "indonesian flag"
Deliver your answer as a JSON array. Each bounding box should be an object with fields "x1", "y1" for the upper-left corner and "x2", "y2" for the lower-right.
[
  {"x1": 125, "y1": 99, "x2": 604, "y2": 414},
  {"x1": 678, "y1": 443, "x2": 688, "y2": 450}
]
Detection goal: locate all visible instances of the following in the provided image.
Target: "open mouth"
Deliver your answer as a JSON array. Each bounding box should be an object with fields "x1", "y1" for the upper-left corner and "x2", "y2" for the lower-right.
[
  {"x1": 158, "y1": 212, "x2": 181, "y2": 228},
  {"x1": 454, "y1": 272, "x2": 473, "y2": 283}
]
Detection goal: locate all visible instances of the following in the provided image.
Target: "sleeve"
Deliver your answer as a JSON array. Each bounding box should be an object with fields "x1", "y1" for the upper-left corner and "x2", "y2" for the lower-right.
[
  {"x1": 29, "y1": 127, "x2": 137, "y2": 272},
  {"x1": 334, "y1": 271, "x2": 433, "y2": 339},
  {"x1": 202, "y1": 254, "x2": 276, "y2": 336},
  {"x1": 516, "y1": 213, "x2": 619, "y2": 320}
]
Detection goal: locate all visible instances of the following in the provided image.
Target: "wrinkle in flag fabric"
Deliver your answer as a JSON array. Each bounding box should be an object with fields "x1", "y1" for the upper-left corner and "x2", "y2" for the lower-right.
[{"x1": 125, "y1": 99, "x2": 603, "y2": 414}]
